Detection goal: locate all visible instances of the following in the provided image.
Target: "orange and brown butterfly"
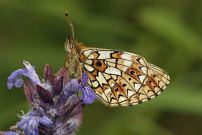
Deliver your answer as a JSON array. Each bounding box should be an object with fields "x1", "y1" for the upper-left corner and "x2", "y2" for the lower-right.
[{"x1": 64, "y1": 36, "x2": 170, "y2": 107}]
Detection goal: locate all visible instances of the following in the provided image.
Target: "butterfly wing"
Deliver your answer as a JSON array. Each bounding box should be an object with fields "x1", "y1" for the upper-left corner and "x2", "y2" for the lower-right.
[{"x1": 79, "y1": 48, "x2": 170, "y2": 107}]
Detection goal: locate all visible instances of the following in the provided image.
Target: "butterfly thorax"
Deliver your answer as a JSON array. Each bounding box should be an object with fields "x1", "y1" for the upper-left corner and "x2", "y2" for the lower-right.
[{"x1": 64, "y1": 36, "x2": 84, "y2": 77}]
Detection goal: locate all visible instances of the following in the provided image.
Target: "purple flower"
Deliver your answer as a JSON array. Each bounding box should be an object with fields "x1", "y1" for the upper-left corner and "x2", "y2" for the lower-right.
[
  {"x1": 39, "y1": 116, "x2": 53, "y2": 128},
  {"x1": 63, "y1": 79, "x2": 80, "y2": 95},
  {"x1": 4, "y1": 131, "x2": 19, "y2": 135},
  {"x1": 81, "y1": 73, "x2": 88, "y2": 86},
  {"x1": 63, "y1": 74, "x2": 96, "y2": 104},
  {"x1": 17, "y1": 109, "x2": 53, "y2": 135},
  {"x1": 81, "y1": 86, "x2": 96, "y2": 104},
  {"x1": 80, "y1": 73, "x2": 96, "y2": 104},
  {"x1": 7, "y1": 61, "x2": 41, "y2": 89},
  {"x1": 7, "y1": 69, "x2": 25, "y2": 89},
  {"x1": 6, "y1": 62, "x2": 96, "y2": 135}
]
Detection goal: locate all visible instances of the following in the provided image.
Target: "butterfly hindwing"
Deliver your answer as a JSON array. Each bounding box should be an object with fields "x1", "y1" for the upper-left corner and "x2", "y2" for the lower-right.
[{"x1": 79, "y1": 48, "x2": 170, "y2": 107}]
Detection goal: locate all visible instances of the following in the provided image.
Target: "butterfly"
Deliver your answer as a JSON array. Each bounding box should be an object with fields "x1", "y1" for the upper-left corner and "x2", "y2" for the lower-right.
[
  {"x1": 64, "y1": 36, "x2": 170, "y2": 107},
  {"x1": 65, "y1": 12, "x2": 170, "y2": 107}
]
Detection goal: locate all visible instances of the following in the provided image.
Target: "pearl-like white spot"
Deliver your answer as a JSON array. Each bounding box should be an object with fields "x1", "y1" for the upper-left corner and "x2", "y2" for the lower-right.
[
  {"x1": 83, "y1": 50, "x2": 93, "y2": 57},
  {"x1": 105, "y1": 67, "x2": 121, "y2": 76},
  {"x1": 98, "y1": 51, "x2": 112, "y2": 59},
  {"x1": 84, "y1": 64, "x2": 94, "y2": 72}
]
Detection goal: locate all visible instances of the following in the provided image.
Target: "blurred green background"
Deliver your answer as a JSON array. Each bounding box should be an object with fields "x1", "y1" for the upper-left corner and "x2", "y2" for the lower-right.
[{"x1": 1, "y1": 0, "x2": 202, "y2": 135}]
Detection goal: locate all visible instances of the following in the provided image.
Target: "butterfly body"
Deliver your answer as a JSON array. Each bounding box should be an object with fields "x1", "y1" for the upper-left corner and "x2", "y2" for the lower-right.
[{"x1": 65, "y1": 37, "x2": 170, "y2": 107}]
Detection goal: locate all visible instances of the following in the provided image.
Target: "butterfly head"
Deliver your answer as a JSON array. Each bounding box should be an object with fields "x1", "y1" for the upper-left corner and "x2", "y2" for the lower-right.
[{"x1": 65, "y1": 36, "x2": 77, "y2": 53}]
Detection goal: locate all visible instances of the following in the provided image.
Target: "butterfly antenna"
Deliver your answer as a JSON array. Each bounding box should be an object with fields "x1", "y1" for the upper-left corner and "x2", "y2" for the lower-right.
[{"x1": 65, "y1": 11, "x2": 75, "y2": 38}]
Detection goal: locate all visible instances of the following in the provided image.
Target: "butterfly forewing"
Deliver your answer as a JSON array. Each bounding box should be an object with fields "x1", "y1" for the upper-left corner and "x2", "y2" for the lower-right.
[{"x1": 79, "y1": 48, "x2": 170, "y2": 107}]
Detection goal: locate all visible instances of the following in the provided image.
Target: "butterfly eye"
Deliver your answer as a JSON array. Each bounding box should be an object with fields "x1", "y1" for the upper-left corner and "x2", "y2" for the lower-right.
[
  {"x1": 65, "y1": 36, "x2": 76, "y2": 52},
  {"x1": 67, "y1": 43, "x2": 75, "y2": 52},
  {"x1": 69, "y1": 43, "x2": 75, "y2": 49}
]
